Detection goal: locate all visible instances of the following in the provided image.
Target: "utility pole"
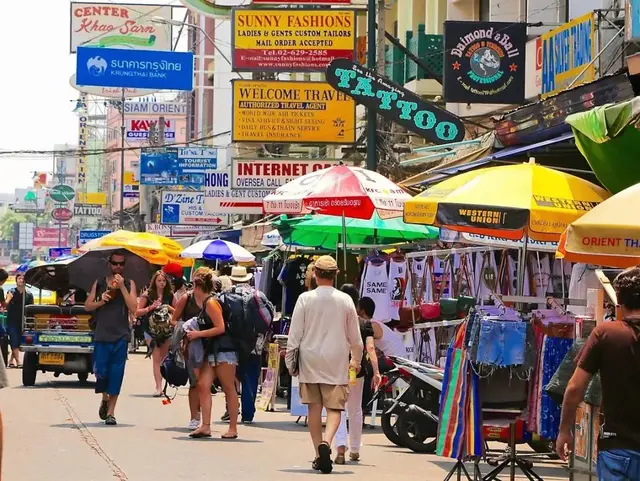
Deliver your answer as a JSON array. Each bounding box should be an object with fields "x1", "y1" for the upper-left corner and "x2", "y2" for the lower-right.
[
  {"x1": 119, "y1": 88, "x2": 126, "y2": 230},
  {"x1": 366, "y1": 0, "x2": 377, "y2": 171}
]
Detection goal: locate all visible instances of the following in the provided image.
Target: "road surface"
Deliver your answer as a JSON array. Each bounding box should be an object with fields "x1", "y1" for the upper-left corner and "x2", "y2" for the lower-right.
[{"x1": 1, "y1": 354, "x2": 569, "y2": 480}]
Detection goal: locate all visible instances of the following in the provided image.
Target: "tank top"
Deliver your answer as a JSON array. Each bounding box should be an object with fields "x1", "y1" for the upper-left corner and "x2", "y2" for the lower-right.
[
  {"x1": 93, "y1": 278, "x2": 131, "y2": 343},
  {"x1": 360, "y1": 262, "x2": 390, "y2": 321},
  {"x1": 181, "y1": 293, "x2": 201, "y2": 322},
  {"x1": 388, "y1": 259, "x2": 409, "y2": 320},
  {"x1": 371, "y1": 319, "x2": 405, "y2": 358}
]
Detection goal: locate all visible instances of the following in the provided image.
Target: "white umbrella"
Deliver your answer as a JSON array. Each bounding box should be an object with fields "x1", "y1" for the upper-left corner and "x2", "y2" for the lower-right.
[{"x1": 180, "y1": 239, "x2": 255, "y2": 262}]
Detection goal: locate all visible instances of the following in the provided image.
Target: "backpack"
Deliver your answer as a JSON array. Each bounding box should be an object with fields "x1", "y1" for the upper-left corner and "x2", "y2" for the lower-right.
[
  {"x1": 148, "y1": 304, "x2": 173, "y2": 343},
  {"x1": 160, "y1": 349, "x2": 189, "y2": 392},
  {"x1": 217, "y1": 286, "x2": 275, "y2": 349}
]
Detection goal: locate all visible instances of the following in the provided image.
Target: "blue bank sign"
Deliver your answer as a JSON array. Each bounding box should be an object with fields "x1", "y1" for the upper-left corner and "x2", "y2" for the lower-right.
[
  {"x1": 79, "y1": 230, "x2": 111, "y2": 246},
  {"x1": 140, "y1": 147, "x2": 218, "y2": 186},
  {"x1": 76, "y1": 47, "x2": 194, "y2": 91}
]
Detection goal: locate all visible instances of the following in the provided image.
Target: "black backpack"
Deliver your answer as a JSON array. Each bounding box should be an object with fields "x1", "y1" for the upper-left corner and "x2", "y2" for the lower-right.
[{"x1": 160, "y1": 349, "x2": 189, "y2": 390}]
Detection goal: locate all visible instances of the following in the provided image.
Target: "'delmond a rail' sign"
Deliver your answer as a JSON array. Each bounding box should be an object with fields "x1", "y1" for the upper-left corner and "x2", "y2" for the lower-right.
[{"x1": 326, "y1": 59, "x2": 465, "y2": 144}]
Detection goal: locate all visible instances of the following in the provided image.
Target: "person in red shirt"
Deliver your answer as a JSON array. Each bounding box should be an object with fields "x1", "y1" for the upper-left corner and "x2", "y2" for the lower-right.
[{"x1": 557, "y1": 266, "x2": 640, "y2": 480}]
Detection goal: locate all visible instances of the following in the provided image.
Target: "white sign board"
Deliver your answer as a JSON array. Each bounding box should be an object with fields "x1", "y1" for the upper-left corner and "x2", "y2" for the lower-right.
[
  {"x1": 524, "y1": 37, "x2": 543, "y2": 99},
  {"x1": 204, "y1": 170, "x2": 272, "y2": 215},
  {"x1": 439, "y1": 228, "x2": 558, "y2": 252},
  {"x1": 231, "y1": 159, "x2": 339, "y2": 190},
  {"x1": 126, "y1": 118, "x2": 176, "y2": 142},
  {"x1": 69, "y1": 3, "x2": 172, "y2": 53},
  {"x1": 69, "y1": 74, "x2": 159, "y2": 98},
  {"x1": 146, "y1": 223, "x2": 172, "y2": 236},
  {"x1": 161, "y1": 190, "x2": 229, "y2": 226},
  {"x1": 124, "y1": 102, "x2": 187, "y2": 115}
]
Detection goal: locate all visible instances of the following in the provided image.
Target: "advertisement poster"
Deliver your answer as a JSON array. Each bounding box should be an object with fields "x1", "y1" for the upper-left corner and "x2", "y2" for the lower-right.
[
  {"x1": 140, "y1": 147, "x2": 218, "y2": 186},
  {"x1": 70, "y1": 3, "x2": 172, "y2": 53},
  {"x1": 443, "y1": 21, "x2": 527, "y2": 104},
  {"x1": 160, "y1": 190, "x2": 229, "y2": 226},
  {"x1": 232, "y1": 80, "x2": 355, "y2": 144},
  {"x1": 541, "y1": 13, "x2": 595, "y2": 97},
  {"x1": 231, "y1": 159, "x2": 337, "y2": 190},
  {"x1": 232, "y1": 9, "x2": 355, "y2": 71},
  {"x1": 126, "y1": 118, "x2": 176, "y2": 142},
  {"x1": 204, "y1": 170, "x2": 272, "y2": 215},
  {"x1": 34, "y1": 228, "x2": 69, "y2": 248}
]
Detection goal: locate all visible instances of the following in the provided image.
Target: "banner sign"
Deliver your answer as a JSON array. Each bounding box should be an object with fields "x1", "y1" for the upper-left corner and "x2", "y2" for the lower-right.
[
  {"x1": 70, "y1": 3, "x2": 172, "y2": 53},
  {"x1": 76, "y1": 46, "x2": 194, "y2": 91},
  {"x1": 126, "y1": 118, "x2": 176, "y2": 141},
  {"x1": 232, "y1": 159, "x2": 338, "y2": 189},
  {"x1": 161, "y1": 191, "x2": 229, "y2": 226},
  {"x1": 79, "y1": 229, "x2": 111, "y2": 245},
  {"x1": 140, "y1": 147, "x2": 218, "y2": 186},
  {"x1": 232, "y1": 80, "x2": 355, "y2": 144},
  {"x1": 49, "y1": 247, "x2": 72, "y2": 259},
  {"x1": 77, "y1": 95, "x2": 88, "y2": 185},
  {"x1": 124, "y1": 101, "x2": 187, "y2": 115},
  {"x1": 74, "y1": 203, "x2": 103, "y2": 217},
  {"x1": 444, "y1": 21, "x2": 526, "y2": 104},
  {"x1": 326, "y1": 59, "x2": 465, "y2": 144},
  {"x1": 541, "y1": 13, "x2": 595, "y2": 98},
  {"x1": 34, "y1": 228, "x2": 68, "y2": 248},
  {"x1": 439, "y1": 228, "x2": 558, "y2": 252},
  {"x1": 232, "y1": 9, "x2": 356, "y2": 72},
  {"x1": 70, "y1": 74, "x2": 159, "y2": 98},
  {"x1": 204, "y1": 170, "x2": 272, "y2": 215}
]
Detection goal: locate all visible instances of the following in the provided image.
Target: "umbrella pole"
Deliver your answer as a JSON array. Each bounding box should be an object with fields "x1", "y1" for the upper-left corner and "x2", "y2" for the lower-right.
[
  {"x1": 342, "y1": 211, "x2": 348, "y2": 279},
  {"x1": 516, "y1": 230, "x2": 529, "y2": 305}
]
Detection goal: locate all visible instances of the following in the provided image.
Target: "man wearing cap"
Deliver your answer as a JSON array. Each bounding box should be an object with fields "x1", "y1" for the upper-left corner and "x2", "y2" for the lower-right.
[{"x1": 285, "y1": 256, "x2": 363, "y2": 474}]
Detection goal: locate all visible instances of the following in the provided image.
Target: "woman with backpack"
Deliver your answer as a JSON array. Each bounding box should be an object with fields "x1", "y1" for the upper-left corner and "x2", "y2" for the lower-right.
[
  {"x1": 185, "y1": 267, "x2": 240, "y2": 440},
  {"x1": 135, "y1": 271, "x2": 176, "y2": 397}
]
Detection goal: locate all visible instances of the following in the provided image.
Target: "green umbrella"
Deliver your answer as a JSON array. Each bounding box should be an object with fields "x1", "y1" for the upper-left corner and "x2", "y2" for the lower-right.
[{"x1": 274, "y1": 213, "x2": 438, "y2": 250}]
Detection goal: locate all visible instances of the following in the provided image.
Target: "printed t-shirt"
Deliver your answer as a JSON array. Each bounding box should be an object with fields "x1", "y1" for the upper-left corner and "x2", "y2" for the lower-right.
[{"x1": 360, "y1": 261, "x2": 390, "y2": 322}]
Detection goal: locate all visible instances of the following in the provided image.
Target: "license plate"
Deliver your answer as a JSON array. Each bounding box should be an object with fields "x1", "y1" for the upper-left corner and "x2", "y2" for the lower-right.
[{"x1": 39, "y1": 353, "x2": 65, "y2": 365}]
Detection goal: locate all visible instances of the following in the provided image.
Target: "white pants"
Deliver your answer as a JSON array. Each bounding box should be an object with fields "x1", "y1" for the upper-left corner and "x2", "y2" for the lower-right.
[{"x1": 335, "y1": 377, "x2": 364, "y2": 452}]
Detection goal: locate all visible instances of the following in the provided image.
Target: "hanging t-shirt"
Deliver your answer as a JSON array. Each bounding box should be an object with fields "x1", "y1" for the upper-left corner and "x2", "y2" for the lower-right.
[
  {"x1": 388, "y1": 259, "x2": 409, "y2": 320},
  {"x1": 360, "y1": 261, "x2": 390, "y2": 322},
  {"x1": 282, "y1": 257, "x2": 311, "y2": 314},
  {"x1": 411, "y1": 258, "x2": 428, "y2": 302},
  {"x1": 474, "y1": 251, "x2": 499, "y2": 300},
  {"x1": 568, "y1": 263, "x2": 600, "y2": 316},
  {"x1": 531, "y1": 253, "x2": 552, "y2": 296},
  {"x1": 507, "y1": 255, "x2": 531, "y2": 296},
  {"x1": 551, "y1": 259, "x2": 573, "y2": 297}
]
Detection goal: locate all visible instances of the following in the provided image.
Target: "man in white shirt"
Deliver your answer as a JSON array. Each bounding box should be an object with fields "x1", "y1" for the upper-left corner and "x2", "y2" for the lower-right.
[{"x1": 286, "y1": 256, "x2": 363, "y2": 474}]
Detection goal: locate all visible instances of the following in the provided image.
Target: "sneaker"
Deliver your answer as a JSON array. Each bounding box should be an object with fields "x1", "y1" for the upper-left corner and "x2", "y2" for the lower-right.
[
  {"x1": 188, "y1": 419, "x2": 201, "y2": 430},
  {"x1": 98, "y1": 400, "x2": 108, "y2": 421},
  {"x1": 220, "y1": 411, "x2": 230, "y2": 422},
  {"x1": 349, "y1": 452, "x2": 360, "y2": 462},
  {"x1": 105, "y1": 415, "x2": 117, "y2": 426},
  {"x1": 334, "y1": 453, "x2": 346, "y2": 465},
  {"x1": 241, "y1": 418, "x2": 254, "y2": 425}
]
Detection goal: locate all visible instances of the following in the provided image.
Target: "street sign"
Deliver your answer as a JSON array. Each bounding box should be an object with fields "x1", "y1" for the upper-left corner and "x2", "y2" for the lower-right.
[
  {"x1": 78, "y1": 229, "x2": 111, "y2": 245},
  {"x1": 51, "y1": 208, "x2": 74, "y2": 222},
  {"x1": 49, "y1": 247, "x2": 72, "y2": 259},
  {"x1": 50, "y1": 185, "x2": 75, "y2": 203},
  {"x1": 140, "y1": 147, "x2": 218, "y2": 186},
  {"x1": 160, "y1": 190, "x2": 229, "y2": 226},
  {"x1": 76, "y1": 46, "x2": 194, "y2": 91},
  {"x1": 74, "y1": 204, "x2": 103, "y2": 217}
]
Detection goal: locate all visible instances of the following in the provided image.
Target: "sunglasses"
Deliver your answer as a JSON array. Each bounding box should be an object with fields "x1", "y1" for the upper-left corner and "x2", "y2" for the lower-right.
[{"x1": 110, "y1": 261, "x2": 126, "y2": 267}]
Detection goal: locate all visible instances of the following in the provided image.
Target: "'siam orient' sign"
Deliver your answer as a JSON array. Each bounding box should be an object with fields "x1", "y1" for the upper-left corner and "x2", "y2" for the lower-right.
[{"x1": 231, "y1": 159, "x2": 338, "y2": 189}]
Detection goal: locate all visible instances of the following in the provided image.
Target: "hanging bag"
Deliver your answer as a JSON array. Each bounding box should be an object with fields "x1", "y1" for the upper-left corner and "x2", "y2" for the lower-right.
[
  {"x1": 456, "y1": 254, "x2": 476, "y2": 317},
  {"x1": 397, "y1": 263, "x2": 419, "y2": 330},
  {"x1": 419, "y1": 258, "x2": 441, "y2": 321},
  {"x1": 439, "y1": 256, "x2": 459, "y2": 320}
]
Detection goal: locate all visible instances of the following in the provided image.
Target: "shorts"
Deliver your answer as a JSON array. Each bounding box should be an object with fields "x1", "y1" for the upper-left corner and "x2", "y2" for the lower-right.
[
  {"x1": 300, "y1": 383, "x2": 349, "y2": 411},
  {"x1": 208, "y1": 351, "x2": 238, "y2": 366},
  {"x1": 7, "y1": 325, "x2": 21, "y2": 350},
  {"x1": 476, "y1": 320, "x2": 527, "y2": 367},
  {"x1": 93, "y1": 339, "x2": 128, "y2": 396}
]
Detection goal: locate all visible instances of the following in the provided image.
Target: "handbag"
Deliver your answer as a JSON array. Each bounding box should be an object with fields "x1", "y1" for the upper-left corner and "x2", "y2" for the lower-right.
[
  {"x1": 417, "y1": 257, "x2": 440, "y2": 321},
  {"x1": 439, "y1": 256, "x2": 459, "y2": 320},
  {"x1": 397, "y1": 261, "x2": 418, "y2": 331},
  {"x1": 455, "y1": 255, "x2": 476, "y2": 317}
]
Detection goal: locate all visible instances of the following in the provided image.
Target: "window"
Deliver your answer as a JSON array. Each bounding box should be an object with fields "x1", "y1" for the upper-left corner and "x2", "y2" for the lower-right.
[{"x1": 479, "y1": 0, "x2": 490, "y2": 21}]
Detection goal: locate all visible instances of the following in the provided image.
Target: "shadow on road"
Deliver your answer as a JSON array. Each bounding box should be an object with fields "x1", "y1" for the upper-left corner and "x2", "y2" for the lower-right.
[
  {"x1": 15, "y1": 381, "x2": 96, "y2": 390},
  {"x1": 279, "y1": 468, "x2": 354, "y2": 475},
  {"x1": 49, "y1": 422, "x2": 136, "y2": 429},
  {"x1": 245, "y1": 419, "x2": 309, "y2": 433},
  {"x1": 428, "y1": 459, "x2": 569, "y2": 479},
  {"x1": 172, "y1": 435, "x2": 263, "y2": 443}
]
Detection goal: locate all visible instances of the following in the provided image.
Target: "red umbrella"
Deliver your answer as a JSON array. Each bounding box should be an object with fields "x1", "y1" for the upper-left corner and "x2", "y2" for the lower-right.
[{"x1": 263, "y1": 165, "x2": 410, "y2": 220}]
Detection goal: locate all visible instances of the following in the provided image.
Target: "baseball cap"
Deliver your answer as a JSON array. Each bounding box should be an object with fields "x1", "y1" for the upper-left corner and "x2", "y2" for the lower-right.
[
  {"x1": 314, "y1": 255, "x2": 338, "y2": 271},
  {"x1": 162, "y1": 262, "x2": 185, "y2": 280}
]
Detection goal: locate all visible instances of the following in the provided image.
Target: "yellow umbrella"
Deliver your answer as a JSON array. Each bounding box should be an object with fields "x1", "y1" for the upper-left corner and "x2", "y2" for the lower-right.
[
  {"x1": 557, "y1": 183, "x2": 640, "y2": 268},
  {"x1": 404, "y1": 161, "x2": 610, "y2": 242},
  {"x1": 78, "y1": 230, "x2": 193, "y2": 267}
]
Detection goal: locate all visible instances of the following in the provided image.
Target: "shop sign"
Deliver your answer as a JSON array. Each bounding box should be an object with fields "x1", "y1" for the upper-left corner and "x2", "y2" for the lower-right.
[
  {"x1": 145, "y1": 223, "x2": 172, "y2": 237},
  {"x1": 232, "y1": 9, "x2": 356, "y2": 72},
  {"x1": 50, "y1": 185, "x2": 75, "y2": 203},
  {"x1": 70, "y1": 3, "x2": 172, "y2": 53},
  {"x1": 231, "y1": 159, "x2": 338, "y2": 189},
  {"x1": 124, "y1": 102, "x2": 187, "y2": 115},
  {"x1": 541, "y1": 13, "x2": 595, "y2": 98},
  {"x1": 124, "y1": 162, "x2": 140, "y2": 198},
  {"x1": 443, "y1": 21, "x2": 526, "y2": 105},
  {"x1": 326, "y1": 59, "x2": 465, "y2": 144},
  {"x1": 79, "y1": 229, "x2": 111, "y2": 245},
  {"x1": 524, "y1": 37, "x2": 542, "y2": 99},
  {"x1": 77, "y1": 96, "x2": 88, "y2": 185},
  {"x1": 626, "y1": 0, "x2": 640, "y2": 41},
  {"x1": 161, "y1": 190, "x2": 229, "y2": 226},
  {"x1": 52, "y1": 208, "x2": 74, "y2": 222},
  {"x1": 232, "y1": 80, "x2": 356, "y2": 144},
  {"x1": 126, "y1": 118, "x2": 176, "y2": 141},
  {"x1": 140, "y1": 147, "x2": 218, "y2": 186},
  {"x1": 34, "y1": 228, "x2": 69, "y2": 248},
  {"x1": 439, "y1": 228, "x2": 558, "y2": 252},
  {"x1": 69, "y1": 74, "x2": 159, "y2": 97},
  {"x1": 74, "y1": 203, "x2": 103, "y2": 217},
  {"x1": 204, "y1": 170, "x2": 272, "y2": 215}
]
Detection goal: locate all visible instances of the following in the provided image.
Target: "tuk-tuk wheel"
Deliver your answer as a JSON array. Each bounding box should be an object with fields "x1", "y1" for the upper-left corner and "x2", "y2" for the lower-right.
[
  {"x1": 78, "y1": 373, "x2": 89, "y2": 383},
  {"x1": 22, "y1": 352, "x2": 38, "y2": 386}
]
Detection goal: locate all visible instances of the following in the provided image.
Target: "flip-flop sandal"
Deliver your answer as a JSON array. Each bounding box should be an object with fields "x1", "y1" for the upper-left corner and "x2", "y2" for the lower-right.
[
  {"x1": 316, "y1": 442, "x2": 333, "y2": 474},
  {"x1": 189, "y1": 431, "x2": 212, "y2": 439},
  {"x1": 221, "y1": 433, "x2": 238, "y2": 440},
  {"x1": 99, "y1": 400, "x2": 108, "y2": 421}
]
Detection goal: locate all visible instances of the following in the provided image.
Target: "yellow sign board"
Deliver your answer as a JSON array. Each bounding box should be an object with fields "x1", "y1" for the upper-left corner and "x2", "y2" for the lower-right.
[
  {"x1": 76, "y1": 192, "x2": 107, "y2": 205},
  {"x1": 232, "y1": 80, "x2": 356, "y2": 144},
  {"x1": 232, "y1": 9, "x2": 356, "y2": 71},
  {"x1": 541, "y1": 13, "x2": 595, "y2": 97}
]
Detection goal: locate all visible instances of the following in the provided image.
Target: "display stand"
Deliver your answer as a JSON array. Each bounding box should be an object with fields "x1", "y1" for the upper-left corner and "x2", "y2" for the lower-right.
[
  {"x1": 481, "y1": 421, "x2": 543, "y2": 481},
  {"x1": 443, "y1": 458, "x2": 481, "y2": 481}
]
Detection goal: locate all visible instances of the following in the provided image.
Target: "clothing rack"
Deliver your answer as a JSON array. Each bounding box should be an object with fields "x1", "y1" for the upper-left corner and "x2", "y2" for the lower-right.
[{"x1": 407, "y1": 246, "x2": 504, "y2": 258}]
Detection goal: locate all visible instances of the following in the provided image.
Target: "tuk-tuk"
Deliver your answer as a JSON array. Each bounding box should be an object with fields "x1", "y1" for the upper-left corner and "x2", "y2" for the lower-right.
[{"x1": 21, "y1": 257, "x2": 93, "y2": 386}]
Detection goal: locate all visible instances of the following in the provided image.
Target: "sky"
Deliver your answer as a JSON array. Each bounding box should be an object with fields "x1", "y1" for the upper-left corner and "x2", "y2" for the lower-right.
[{"x1": 0, "y1": 0, "x2": 186, "y2": 195}]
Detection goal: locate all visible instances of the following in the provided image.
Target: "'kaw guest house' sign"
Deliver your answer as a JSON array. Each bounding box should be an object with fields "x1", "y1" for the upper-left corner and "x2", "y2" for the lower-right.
[{"x1": 326, "y1": 59, "x2": 465, "y2": 144}]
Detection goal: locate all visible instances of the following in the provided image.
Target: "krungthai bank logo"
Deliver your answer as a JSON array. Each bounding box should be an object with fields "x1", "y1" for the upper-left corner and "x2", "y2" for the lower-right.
[{"x1": 87, "y1": 56, "x2": 108, "y2": 76}]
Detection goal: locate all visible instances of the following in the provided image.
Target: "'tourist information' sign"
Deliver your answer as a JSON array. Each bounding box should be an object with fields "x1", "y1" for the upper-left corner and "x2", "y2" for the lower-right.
[
  {"x1": 232, "y1": 9, "x2": 356, "y2": 71},
  {"x1": 231, "y1": 159, "x2": 338, "y2": 189},
  {"x1": 232, "y1": 80, "x2": 356, "y2": 144}
]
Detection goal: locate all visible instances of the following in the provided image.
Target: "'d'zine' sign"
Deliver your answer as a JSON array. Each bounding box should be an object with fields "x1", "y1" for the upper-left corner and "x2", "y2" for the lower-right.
[{"x1": 76, "y1": 47, "x2": 194, "y2": 91}]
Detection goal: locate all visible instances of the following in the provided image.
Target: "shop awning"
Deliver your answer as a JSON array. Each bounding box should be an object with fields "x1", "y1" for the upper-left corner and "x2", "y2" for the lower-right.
[
  {"x1": 567, "y1": 96, "x2": 640, "y2": 194},
  {"x1": 409, "y1": 131, "x2": 576, "y2": 188}
]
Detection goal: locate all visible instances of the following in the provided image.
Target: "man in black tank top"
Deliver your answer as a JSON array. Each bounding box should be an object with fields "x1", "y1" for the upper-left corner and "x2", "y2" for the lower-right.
[{"x1": 85, "y1": 250, "x2": 138, "y2": 426}]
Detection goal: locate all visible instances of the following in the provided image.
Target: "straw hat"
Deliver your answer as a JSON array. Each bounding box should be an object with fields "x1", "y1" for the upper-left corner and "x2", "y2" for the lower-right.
[{"x1": 229, "y1": 266, "x2": 253, "y2": 283}]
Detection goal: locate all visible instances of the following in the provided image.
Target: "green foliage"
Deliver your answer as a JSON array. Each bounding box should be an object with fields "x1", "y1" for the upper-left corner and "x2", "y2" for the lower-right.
[{"x1": 0, "y1": 211, "x2": 36, "y2": 240}]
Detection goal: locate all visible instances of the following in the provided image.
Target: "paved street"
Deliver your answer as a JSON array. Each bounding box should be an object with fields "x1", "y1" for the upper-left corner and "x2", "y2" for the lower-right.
[{"x1": 2, "y1": 355, "x2": 568, "y2": 481}]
